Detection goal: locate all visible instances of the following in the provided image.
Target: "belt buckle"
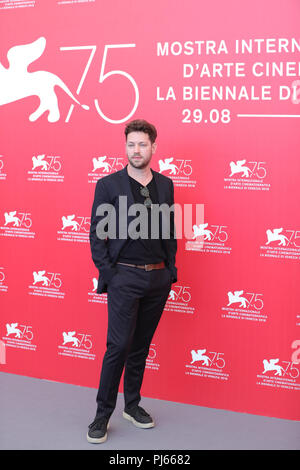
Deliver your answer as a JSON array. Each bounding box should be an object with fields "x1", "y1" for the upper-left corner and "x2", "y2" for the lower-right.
[{"x1": 144, "y1": 264, "x2": 152, "y2": 271}]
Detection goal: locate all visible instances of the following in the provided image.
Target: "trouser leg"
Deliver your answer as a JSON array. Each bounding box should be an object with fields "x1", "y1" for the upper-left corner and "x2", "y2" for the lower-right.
[
  {"x1": 123, "y1": 268, "x2": 171, "y2": 410},
  {"x1": 95, "y1": 266, "x2": 171, "y2": 418},
  {"x1": 95, "y1": 279, "x2": 140, "y2": 418}
]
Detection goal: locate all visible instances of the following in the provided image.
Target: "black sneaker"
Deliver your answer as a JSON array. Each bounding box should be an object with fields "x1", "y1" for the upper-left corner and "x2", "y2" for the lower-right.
[
  {"x1": 87, "y1": 416, "x2": 109, "y2": 443},
  {"x1": 123, "y1": 406, "x2": 155, "y2": 428}
]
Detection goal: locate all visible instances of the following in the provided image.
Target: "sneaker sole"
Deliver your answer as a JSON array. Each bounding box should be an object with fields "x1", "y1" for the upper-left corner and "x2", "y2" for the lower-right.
[
  {"x1": 86, "y1": 422, "x2": 109, "y2": 444},
  {"x1": 122, "y1": 411, "x2": 155, "y2": 429}
]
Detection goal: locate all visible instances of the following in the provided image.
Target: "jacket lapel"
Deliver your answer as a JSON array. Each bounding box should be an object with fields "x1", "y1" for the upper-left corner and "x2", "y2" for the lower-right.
[
  {"x1": 152, "y1": 170, "x2": 165, "y2": 204},
  {"x1": 117, "y1": 165, "x2": 135, "y2": 208}
]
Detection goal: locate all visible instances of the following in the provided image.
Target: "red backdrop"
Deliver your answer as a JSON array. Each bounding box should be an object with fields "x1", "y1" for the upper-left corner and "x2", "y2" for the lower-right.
[{"x1": 0, "y1": 0, "x2": 300, "y2": 421}]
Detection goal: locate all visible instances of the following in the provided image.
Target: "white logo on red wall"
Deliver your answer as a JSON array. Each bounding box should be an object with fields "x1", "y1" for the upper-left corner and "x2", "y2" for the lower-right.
[
  {"x1": 186, "y1": 222, "x2": 232, "y2": 254},
  {"x1": 260, "y1": 227, "x2": 300, "y2": 260},
  {"x1": 58, "y1": 330, "x2": 96, "y2": 360},
  {"x1": 57, "y1": 214, "x2": 90, "y2": 243},
  {"x1": 185, "y1": 347, "x2": 230, "y2": 381},
  {"x1": 0, "y1": 211, "x2": 35, "y2": 239},
  {"x1": 28, "y1": 154, "x2": 64, "y2": 183},
  {"x1": 57, "y1": 0, "x2": 95, "y2": 6},
  {"x1": 157, "y1": 157, "x2": 196, "y2": 188},
  {"x1": 0, "y1": 37, "x2": 89, "y2": 122},
  {"x1": 256, "y1": 357, "x2": 300, "y2": 391},
  {"x1": 28, "y1": 270, "x2": 65, "y2": 299},
  {"x1": 88, "y1": 156, "x2": 126, "y2": 184},
  {"x1": 0, "y1": 155, "x2": 7, "y2": 181},
  {"x1": 164, "y1": 283, "x2": 195, "y2": 315},
  {"x1": 88, "y1": 276, "x2": 107, "y2": 304},
  {"x1": 2, "y1": 323, "x2": 37, "y2": 352},
  {"x1": 145, "y1": 344, "x2": 160, "y2": 371},
  {"x1": 0, "y1": 266, "x2": 8, "y2": 293},
  {"x1": 224, "y1": 159, "x2": 270, "y2": 191},
  {"x1": 221, "y1": 289, "x2": 268, "y2": 322},
  {"x1": 1, "y1": 38, "x2": 139, "y2": 125},
  {"x1": 0, "y1": 1, "x2": 36, "y2": 10}
]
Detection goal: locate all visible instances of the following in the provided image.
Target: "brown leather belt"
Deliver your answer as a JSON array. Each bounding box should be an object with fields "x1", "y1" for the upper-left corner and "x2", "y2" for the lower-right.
[{"x1": 117, "y1": 261, "x2": 165, "y2": 271}]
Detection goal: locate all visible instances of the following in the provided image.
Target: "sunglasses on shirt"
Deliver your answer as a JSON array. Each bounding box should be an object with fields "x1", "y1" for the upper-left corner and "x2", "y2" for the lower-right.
[{"x1": 140, "y1": 186, "x2": 152, "y2": 208}]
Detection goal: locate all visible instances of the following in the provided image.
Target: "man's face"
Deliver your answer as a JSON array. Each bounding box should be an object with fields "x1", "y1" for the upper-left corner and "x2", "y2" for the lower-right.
[{"x1": 126, "y1": 131, "x2": 156, "y2": 170}]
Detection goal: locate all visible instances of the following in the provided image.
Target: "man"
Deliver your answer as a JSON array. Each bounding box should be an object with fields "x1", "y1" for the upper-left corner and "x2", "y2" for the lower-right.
[{"x1": 88, "y1": 119, "x2": 177, "y2": 443}]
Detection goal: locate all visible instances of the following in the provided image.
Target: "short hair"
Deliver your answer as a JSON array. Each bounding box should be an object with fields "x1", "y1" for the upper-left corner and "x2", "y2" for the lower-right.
[{"x1": 125, "y1": 119, "x2": 157, "y2": 143}]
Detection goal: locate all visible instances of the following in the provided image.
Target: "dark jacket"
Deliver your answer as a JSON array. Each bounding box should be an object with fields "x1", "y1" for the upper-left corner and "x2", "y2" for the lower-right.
[{"x1": 89, "y1": 165, "x2": 177, "y2": 294}]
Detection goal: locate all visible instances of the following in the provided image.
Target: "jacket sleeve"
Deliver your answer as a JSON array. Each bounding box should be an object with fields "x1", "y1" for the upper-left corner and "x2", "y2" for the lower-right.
[{"x1": 89, "y1": 179, "x2": 117, "y2": 283}]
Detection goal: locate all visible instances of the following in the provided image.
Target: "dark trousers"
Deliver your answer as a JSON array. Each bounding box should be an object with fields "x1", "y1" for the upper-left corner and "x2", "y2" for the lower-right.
[{"x1": 95, "y1": 264, "x2": 172, "y2": 419}]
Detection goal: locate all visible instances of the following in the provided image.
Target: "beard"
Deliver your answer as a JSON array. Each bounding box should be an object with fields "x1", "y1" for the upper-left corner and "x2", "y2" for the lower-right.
[{"x1": 128, "y1": 154, "x2": 152, "y2": 169}]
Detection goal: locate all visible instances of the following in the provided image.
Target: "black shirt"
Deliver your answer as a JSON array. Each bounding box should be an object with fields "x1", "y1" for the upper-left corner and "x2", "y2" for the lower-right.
[{"x1": 118, "y1": 173, "x2": 167, "y2": 264}]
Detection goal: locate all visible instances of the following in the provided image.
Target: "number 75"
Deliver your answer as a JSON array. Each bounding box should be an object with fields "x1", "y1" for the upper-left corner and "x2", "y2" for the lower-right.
[{"x1": 60, "y1": 44, "x2": 139, "y2": 124}]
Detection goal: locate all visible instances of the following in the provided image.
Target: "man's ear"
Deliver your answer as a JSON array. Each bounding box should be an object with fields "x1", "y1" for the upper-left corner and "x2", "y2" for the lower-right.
[{"x1": 152, "y1": 142, "x2": 157, "y2": 154}]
